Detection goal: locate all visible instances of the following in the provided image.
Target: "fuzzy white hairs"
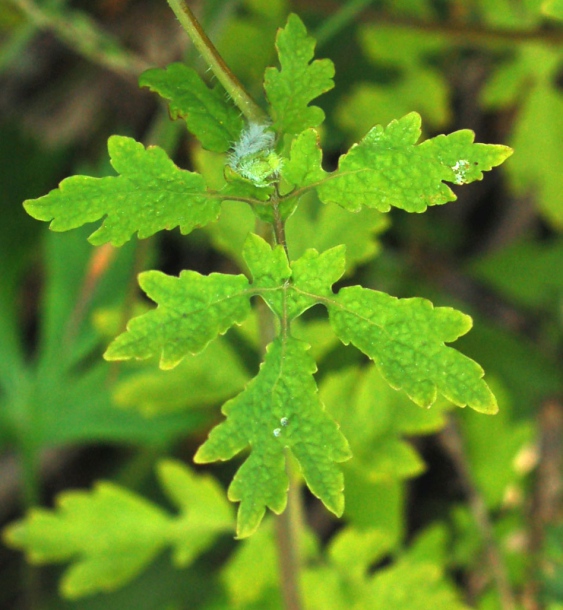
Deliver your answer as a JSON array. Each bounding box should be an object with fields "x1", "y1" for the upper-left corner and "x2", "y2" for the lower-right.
[{"x1": 227, "y1": 123, "x2": 283, "y2": 188}]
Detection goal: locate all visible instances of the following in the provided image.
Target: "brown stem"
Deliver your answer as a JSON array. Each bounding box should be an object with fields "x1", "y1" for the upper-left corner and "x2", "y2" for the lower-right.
[
  {"x1": 254, "y1": 216, "x2": 303, "y2": 610},
  {"x1": 275, "y1": 466, "x2": 304, "y2": 610},
  {"x1": 272, "y1": 192, "x2": 289, "y2": 258},
  {"x1": 293, "y1": 0, "x2": 563, "y2": 47}
]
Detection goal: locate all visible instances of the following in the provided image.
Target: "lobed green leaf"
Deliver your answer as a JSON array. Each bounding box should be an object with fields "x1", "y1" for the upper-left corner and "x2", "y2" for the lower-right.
[
  {"x1": 244, "y1": 235, "x2": 495, "y2": 414},
  {"x1": 327, "y1": 286, "x2": 497, "y2": 413},
  {"x1": 264, "y1": 14, "x2": 335, "y2": 134},
  {"x1": 157, "y1": 460, "x2": 233, "y2": 566},
  {"x1": 106, "y1": 234, "x2": 496, "y2": 541},
  {"x1": 194, "y1": 335, "x2": 351, "y2": 538},
  {"x1": 139, "y1": 63, "x2": 244, "y2": 153},
  {"x1": 24, "y1": 136, "x2": 219, "y2": 246},
  {"x1": 282, "y1": 128, "x2": 327, "y2": 188},
  {"x1": 3, "y1": 460, "x2": 232, "y2": 598},
  {"x1": 316, "y1": 112, "x2": 512, "y2": 213},
  {"x1": 243, "y1": 233, "x2": 346, "y2": 320},
  {"x1": 104, "y1": 269, "x2": 251, "y2": 369}
]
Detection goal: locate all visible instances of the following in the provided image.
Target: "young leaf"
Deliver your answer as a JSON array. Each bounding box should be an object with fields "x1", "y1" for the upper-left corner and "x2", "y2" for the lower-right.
[
  {"x1": 3, "y1": 460, "x2": 232, "y2": 598},
  {"x1": 264, "y1": 14, "x2": 335, "y2": 134},
  {"x1": 242, "y1": 232, "x2": 346, "y2": 320},
  {"x1": 316, "y1": 112, "x2": 512, "y2": 213},
  {"x1": 139, "y1": 63, "x2": 244, "y2": 153},
  {"x1": 242, "y1": 230, "x2": 291, "y2": 301},
  {"x1": 194, "y1": 335, "x2": 351, "y2": 539},
  {"x1": 24, "y1": 136, "x2": 219, "y2": 246},
  {"x1": 303, "y1": 523, "x2": 468, "y2": 609},
  {"x1": 282, "y1": 128, "x2": 328, "y2": 188},
  {"x1": 5, "y1": 484, "x2": 169, "y2": 598},
  {"x1": 157, "y1": 460, "x2": 233, "y2": 566},
  {"x1": 327, "y1": 286, "x2": 497, "y2": 413},
  {"x1": 104, "y1": 269, "x2": 251, "y2": 369}
]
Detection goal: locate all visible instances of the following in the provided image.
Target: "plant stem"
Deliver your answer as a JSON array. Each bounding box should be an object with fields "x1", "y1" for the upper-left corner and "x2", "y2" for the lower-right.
[
  {"x1": 272, "y1": 193, "x2": 289, "y2": 258},
  {"x1": 296, "y1": 0, "x2": 563, "y2": 47},
  {"x1": 255, "y1": 217, "x2": 303, "y2": 610},
  {"x1": 9, "y1": 0, "x2": 150, "y2": 79},
  {"x1": 166, "y1": 0, "x2": 267, "y2": 123},
  {"x1": 275, "y1": 460, "x2": 304, "y2": 610}
]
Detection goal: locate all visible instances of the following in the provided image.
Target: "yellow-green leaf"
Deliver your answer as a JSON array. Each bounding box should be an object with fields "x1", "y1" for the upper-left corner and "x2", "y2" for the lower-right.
[
  {"x1": 264, "y1": 14, "x2": 334, "y2": 134},
  {"x1": 194, "y1": 335, "x2": 351, "y2": 538},
  {"x1": 3, "y1": 460, "x2": 232, "y2": 599},
  {"x1": 104, "y1": 270, "x2": 251, "y2": 369},
  {"x1": 24, "y1": 136, "x2": 219, "y2": 246}
]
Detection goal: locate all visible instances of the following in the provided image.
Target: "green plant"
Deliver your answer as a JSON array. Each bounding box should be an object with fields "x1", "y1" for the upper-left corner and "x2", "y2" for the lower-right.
[{"x1": 3, "y1": 1, "x2": 520, "y2": 608}]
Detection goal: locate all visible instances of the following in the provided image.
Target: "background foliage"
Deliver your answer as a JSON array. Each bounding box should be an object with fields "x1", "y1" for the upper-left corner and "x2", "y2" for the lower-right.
[{"x1": 0, "y1": 1, "x2": 562, "y2": 609}]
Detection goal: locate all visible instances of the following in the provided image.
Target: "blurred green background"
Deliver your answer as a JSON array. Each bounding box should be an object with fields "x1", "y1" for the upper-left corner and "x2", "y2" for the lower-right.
[{"x1": 0, "y1": 1, "x2": 562, "y2": 609}]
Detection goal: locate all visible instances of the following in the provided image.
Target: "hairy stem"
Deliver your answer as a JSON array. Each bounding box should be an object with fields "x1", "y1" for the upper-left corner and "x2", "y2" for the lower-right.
[{"x1": 166, "y1": 0, "x2": 267, "y2": 123}]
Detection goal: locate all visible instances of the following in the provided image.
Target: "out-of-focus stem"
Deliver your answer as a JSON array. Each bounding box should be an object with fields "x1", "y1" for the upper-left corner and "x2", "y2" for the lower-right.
[
  {"x1": 9, "y1": 0, "x2": 150, "y2": 79},
  {"x1": 255, "y1": 214, "x2": 303, "y2": 610},
  {"x1": 275, "y1": 463, "x2": 304, "y2": 610}
]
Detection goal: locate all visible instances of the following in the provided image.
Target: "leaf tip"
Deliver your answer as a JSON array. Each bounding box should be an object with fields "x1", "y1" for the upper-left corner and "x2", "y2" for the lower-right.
[
  {"x1": 193, "y1": 445, "x2": 211, "y2": 464},
  {"x1": 473, "y1": 391, "x2": 499, "y2": 415}
]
